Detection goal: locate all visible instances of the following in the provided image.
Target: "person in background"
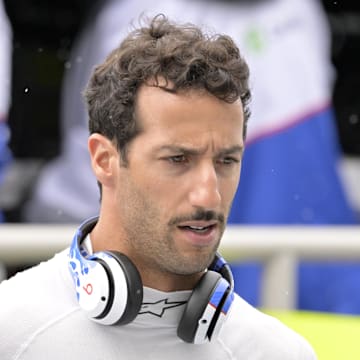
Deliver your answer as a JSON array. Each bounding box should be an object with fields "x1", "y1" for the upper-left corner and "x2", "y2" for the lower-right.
[
  {"x1": 0, "y1": 0, "x2": 13, "y2": 222},
  {"x1": 23, "y1": 0, "x2": 359, "y2": 313}
]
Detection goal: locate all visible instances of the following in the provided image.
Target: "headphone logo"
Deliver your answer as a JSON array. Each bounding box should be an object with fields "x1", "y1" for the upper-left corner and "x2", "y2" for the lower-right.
[{"x1": 83, "y1": 283, "x2": 93, "y2": 295}]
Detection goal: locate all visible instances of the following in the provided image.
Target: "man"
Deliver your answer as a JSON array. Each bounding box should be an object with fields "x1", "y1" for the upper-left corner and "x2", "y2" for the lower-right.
[
  {"x1": 0, "y1": 15, "x2": 316, "y2": 359},
  {"x1": 24, "y1": 0, "x2": 359, "y2": 313}
]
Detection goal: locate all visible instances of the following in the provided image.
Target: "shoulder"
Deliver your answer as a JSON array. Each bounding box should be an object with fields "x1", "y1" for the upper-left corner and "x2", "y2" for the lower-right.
[
  {"x1": 0, "y1": 249, "x2": 74, "y2": 306},
  {"x1": 0, "y1": 249, "x2": 81, "y2": 358},
  {"x1": 218, "y1": 294, "x2": 317, "y2": 359}
]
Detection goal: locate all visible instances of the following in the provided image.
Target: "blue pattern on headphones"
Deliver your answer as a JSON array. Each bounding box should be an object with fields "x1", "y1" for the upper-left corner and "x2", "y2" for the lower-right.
[{"x1": 68, "y1": 218, "x2": 98, "y2": 300}]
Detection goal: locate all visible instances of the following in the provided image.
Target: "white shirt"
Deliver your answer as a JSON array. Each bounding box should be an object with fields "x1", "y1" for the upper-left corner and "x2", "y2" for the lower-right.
[{"x1": 0, "y1": 250, "x2": 316, "y2": 359}]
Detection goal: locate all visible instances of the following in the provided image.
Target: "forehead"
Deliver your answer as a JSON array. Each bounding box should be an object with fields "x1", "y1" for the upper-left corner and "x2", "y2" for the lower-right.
[{"x1": 134, "y1": 84, "x2": 244, "y2": 147}]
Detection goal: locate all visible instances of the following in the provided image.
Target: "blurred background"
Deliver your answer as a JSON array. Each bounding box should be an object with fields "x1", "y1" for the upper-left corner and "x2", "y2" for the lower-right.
[
  {"x1": 1, "y1": 0, "x2": 359, "y2": 222},
  {"x1": 1, "y1": 1, "x2": 360, "y2": 352}
]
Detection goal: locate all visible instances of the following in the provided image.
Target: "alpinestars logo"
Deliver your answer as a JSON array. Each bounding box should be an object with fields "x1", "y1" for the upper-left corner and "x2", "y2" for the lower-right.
[{"x1": 139, "y1": 299, "x2": 187, "y2": 317}]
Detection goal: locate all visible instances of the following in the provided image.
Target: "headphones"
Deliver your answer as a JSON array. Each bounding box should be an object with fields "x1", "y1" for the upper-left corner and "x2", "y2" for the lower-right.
[{"x1": 68, "y1": 216, "x2": 235, "y2": 344}]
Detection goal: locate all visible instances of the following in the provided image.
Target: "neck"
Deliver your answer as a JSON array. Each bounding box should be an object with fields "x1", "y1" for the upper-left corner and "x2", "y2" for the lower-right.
[
  {"x1": 90, "y1": 215, "x2": 203, "y2": 292},
  {"x1": 135, "y1": 261, "x2": 204, "y2": 292}
]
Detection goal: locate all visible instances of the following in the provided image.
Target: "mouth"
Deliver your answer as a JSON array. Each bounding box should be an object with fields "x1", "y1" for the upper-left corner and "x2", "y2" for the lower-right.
[
  {"x1": 178, "y1": 223, "x2": 217, "y2": 234},
  {"x1": 176, "y1": 221, "x2": 219, "y2": 246}
]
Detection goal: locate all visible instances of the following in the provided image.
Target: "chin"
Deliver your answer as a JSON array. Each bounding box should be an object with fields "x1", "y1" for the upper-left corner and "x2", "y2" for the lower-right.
[{"x1": 172, "y1": 252, "x2": 215, "y2": 275}]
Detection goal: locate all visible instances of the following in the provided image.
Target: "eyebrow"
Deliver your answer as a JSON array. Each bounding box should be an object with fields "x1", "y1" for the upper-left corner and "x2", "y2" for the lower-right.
[
  {"x1": 155, "y1": 144, "x2": 244, "y2": 157},
  {"x1": 217, "y1": 145, "x2": 244, "y2": 157}
]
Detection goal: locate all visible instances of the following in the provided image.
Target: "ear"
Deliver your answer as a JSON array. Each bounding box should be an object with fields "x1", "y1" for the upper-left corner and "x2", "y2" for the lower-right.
[{"x1": 88, "y1": 133, "x2": 118, "y2": 187}]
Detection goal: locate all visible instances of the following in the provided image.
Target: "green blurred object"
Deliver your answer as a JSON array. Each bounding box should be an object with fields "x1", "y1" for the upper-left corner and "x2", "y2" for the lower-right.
[{"x1": 265, "y1": 310, "x2": 360, "y2": 360}]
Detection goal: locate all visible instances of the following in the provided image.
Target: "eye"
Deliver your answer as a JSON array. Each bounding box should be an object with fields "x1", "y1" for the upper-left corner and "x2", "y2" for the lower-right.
[
  {"x1": 169, "y1": 155, "x2": 188, "y2": 164},
  {"x1": 219, "y1": 156, "x2": 240, "y2": 165}
]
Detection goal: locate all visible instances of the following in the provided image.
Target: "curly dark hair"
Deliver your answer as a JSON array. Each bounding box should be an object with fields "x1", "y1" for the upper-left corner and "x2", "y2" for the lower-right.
[{"x1": 84, "y1": 14, "x2": 251, "y2": 163}]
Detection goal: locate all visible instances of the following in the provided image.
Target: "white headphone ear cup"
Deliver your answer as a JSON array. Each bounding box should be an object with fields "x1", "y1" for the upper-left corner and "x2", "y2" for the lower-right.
[
  {"x1": 73, "y1": 257, "x2": 112, "y2": 319},
  {"x1": 104, "y1": 251, "x2": 143, "y2": 325},
  {"x1": 92, "y1": 251, "x2": 143, "y2": 325},
  {"x1": 69, "y1": 217, "x2": 143, "y2": 325},
  {"x1": 177, "y1": 271, "x2": 223, "y2": 343}
]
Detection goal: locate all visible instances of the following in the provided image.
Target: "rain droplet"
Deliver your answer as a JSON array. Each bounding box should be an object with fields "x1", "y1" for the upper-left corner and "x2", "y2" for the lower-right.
[
  {"x1": 64, "y1": 61, "x2": 72, "y2": 69},
  {"x1": 37, "y1": 47, "x2": 43, "y2": 53},
  {"x1": 76, "y1": 56, "x2": 83, "y2": 63},
  {"x1": 24, "y1": 87, "x2": 29, "y2": 94}
]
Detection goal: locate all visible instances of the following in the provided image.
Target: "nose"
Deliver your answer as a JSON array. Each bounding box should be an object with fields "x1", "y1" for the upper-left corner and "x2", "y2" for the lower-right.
[{"x1": 188, "y1": 162, "x2": 221, "y2": 210}]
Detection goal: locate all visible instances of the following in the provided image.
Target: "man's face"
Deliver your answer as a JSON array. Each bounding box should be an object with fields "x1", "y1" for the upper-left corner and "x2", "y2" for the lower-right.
[{"x1": 114, "y1": 85, "x2": 244, "y2": 278}]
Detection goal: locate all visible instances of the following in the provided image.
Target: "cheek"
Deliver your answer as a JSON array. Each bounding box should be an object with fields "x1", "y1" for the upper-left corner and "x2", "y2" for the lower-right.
[
  {"x1": 142, "y1": 176, "x2": 187, "y2": 222},
  {"x1": 130, "y1": 172, "x2": 172, "y2": 211},
  {"x1": 221, "y1": 172, "x2": 241, "y2": 203}
]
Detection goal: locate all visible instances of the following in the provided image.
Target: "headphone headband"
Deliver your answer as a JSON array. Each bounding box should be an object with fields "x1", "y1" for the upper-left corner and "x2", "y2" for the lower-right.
[{"x1": 68, "y1": 216, "x2": 234, "y2": 343}]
